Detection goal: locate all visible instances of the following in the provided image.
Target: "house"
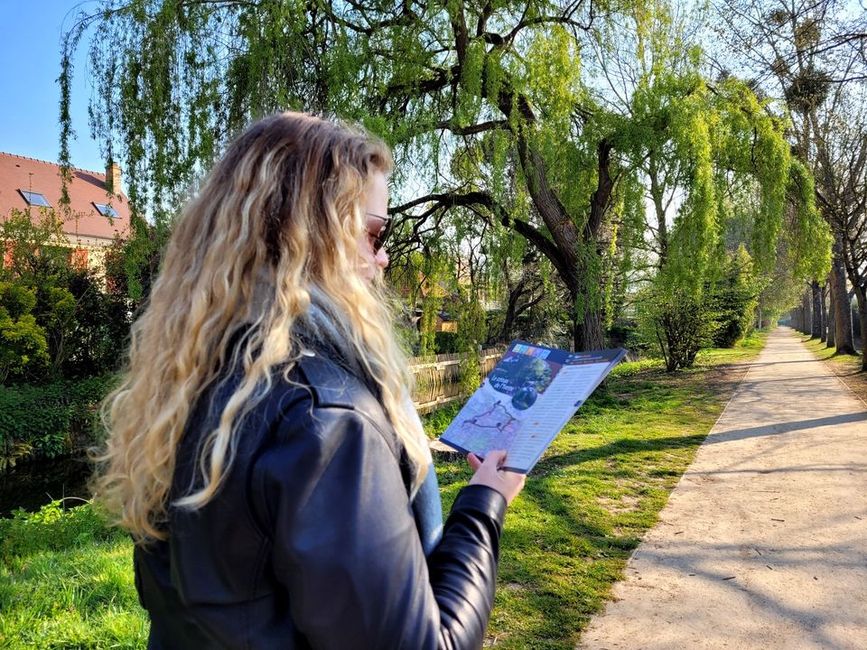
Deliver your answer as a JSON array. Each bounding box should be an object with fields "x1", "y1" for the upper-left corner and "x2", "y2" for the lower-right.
[{"x1": 0, "y1": 152, "x2": 130, "y2": 271}]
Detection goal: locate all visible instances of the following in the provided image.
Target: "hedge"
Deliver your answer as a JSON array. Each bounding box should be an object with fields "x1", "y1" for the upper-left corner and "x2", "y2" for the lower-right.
[{"x1": 0, "y1": 375, "x2": 116, "y2": 470}]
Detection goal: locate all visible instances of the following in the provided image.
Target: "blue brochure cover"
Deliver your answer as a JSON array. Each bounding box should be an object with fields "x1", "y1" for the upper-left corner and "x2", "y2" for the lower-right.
[{"x1": 439, "y1": 341, "x2": 626, "y2": 473}]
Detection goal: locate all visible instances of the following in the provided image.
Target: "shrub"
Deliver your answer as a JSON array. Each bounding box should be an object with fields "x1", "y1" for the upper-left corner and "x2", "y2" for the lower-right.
[
  {"x1": 60, "y1": 269, "x2": 131, "y2": 378},
  {"x1": 0, "y1": 283, "x2": 50, "y2": 382},
  {"x1": 0, "y1": 500, "x2": 121, "y2": 562},
  {"x1": 434, "y1": 331, "x2": 460, "y2": 354},
  {"x1": 0, "y1": 375, "x2": 116, "y2": 470},
  {"x1": 638, "y1": 281, "x2": 719, "y2": 372}
]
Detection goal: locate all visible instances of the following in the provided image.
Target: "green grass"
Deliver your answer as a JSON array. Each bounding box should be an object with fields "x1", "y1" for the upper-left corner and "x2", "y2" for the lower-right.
[
  {"x1": 801, "y1": 334, "x2": 866, "y2": 402},
  {"x1": 0, "y1": 503, "x2": 147, "y2": 649},
  {"x1": 0, "y1": 333, "x2": 767, "y2": 649}
]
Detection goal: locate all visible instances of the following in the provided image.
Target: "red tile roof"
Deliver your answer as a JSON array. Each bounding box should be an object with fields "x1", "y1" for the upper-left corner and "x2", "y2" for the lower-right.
[{"x1": 0, "y1": 152, "x2": 130, "y2": 242}]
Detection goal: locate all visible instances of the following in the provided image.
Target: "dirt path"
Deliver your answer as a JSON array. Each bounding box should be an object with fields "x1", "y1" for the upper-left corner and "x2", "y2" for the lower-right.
[{"x1": 579, "y1": 327, "x2": 867, "y2": 649}]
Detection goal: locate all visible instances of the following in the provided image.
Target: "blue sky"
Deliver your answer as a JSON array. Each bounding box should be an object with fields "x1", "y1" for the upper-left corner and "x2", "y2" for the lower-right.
[{"x1": 0, "y1": 1, "x2": 103, "y2": 172}]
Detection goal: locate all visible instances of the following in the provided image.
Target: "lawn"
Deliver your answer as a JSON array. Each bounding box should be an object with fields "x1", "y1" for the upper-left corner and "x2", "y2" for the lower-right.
[
  {"x1": 801, "y1": 335, "x2": 867, "y2": 403},
  {"x1": 0, "y1": 502, "x2": 147, "y2": 649},
  {"x1": 0, "y1": 332, "x2": 767, "y2": 649}
]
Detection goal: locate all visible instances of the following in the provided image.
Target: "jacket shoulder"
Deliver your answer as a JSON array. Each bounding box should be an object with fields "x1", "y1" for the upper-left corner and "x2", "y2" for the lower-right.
[
  {"x1": 294, "y1": 353, "x2": 373, "y2": 410},
  {"x1": 291, "y1": 354, "x2": 394, "y2": 441}
]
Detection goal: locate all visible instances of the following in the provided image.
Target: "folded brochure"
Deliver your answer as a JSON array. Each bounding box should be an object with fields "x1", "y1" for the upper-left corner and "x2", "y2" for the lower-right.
[{"x1": 439, "y1": 341, "x2": 627, "y2": 473}]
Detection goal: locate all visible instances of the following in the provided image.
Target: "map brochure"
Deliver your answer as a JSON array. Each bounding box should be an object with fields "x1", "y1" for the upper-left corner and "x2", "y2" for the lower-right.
[{"x1": 438, "y1": 341, "x2": 627, "y2": 473}]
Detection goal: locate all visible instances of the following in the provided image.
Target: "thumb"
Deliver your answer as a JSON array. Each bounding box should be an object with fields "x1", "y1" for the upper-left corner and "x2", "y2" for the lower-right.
[
  {"x1": 483, "y1": 449, "x2": 508, "y2": 468},
  {"x1": 467, "y1": 452, "x2": 483, "y2": 471}
]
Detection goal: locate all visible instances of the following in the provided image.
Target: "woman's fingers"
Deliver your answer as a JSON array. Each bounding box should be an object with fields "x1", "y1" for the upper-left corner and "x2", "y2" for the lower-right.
[
  {"x1": 482, "y1": 449, "x2": 508, "y2": 468},
  {"x1": 467, "y1": 453, "x2": 483, "y2": 471},
  {"x1": 468, "y1": 450, "x2": 526, "y2": 505}
]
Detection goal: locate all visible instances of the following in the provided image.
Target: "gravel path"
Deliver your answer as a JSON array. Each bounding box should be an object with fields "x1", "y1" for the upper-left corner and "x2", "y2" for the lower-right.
[{"x1": 579, "y1": 327, "x2": 867, "y2": 649}]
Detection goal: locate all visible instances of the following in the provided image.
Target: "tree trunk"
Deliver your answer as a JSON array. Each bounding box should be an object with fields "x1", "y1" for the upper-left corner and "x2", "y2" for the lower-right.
[
  {"x1": 573, "y1": 307, "x2": 605, "y2": 352},
  {"x1": 570, "y1": 278, "x2": 605, "y2": 352},
  {"x1": 803, "y1": 292, "x2": 812, "y2": 334},
  {"x1": 500, "y1": 279, "x2": 522, "y2": 343},
  {"x1": 819, "y1": 284, "x2": 827, "y2": 342},
  {"x1": 811, "y1": 281, "x2": 822, "y2": 338},
  {"x1": 831, "y1": 240, "x2": 856, "y2": 354},
  {"x1": 854, "y1": 285, "x2": 867, "y2": 371},
  {"x1": 827, "y1": 273, "x2": 836, "y2": 348},
  {"x1": 756, "y1": 297, "x2": 763, "y2": 331},
  {"x1": 858, "y1": 300, "x2": 867, "y2": 372}
]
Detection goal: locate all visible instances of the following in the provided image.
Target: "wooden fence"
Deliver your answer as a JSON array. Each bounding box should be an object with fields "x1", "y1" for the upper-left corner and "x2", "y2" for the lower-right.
[{"x1": 409, "y1": 347, "x2": 505, "y2": 414}]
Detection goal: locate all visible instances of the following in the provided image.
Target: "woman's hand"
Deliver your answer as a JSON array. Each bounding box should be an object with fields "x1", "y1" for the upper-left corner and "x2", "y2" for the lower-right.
[{"x1": 467, "y1": 450, "x2": 526, "y2": 505}]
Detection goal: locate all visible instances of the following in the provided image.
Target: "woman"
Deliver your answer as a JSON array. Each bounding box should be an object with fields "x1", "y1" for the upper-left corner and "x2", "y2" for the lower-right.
[{"x1": 96, "y1": 112, "x2": 525, "y2": 649}]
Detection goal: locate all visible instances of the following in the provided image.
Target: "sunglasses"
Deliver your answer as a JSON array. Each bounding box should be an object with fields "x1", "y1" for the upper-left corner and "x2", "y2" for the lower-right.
[{"x1": 366, "y1": 212, "x2": 392, "y2": 254}]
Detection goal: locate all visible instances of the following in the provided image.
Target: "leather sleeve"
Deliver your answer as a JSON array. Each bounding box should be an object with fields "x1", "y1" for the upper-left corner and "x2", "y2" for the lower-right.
[{"x1": 252, "y1": 407, "x2": 506, "y2": 650}]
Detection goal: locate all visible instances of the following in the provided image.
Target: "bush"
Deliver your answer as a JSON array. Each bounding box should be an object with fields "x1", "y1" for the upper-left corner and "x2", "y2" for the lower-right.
[
  {"x1": 60, "y1": 269, "x2": 131, "y2": 378},
  {"x1": 607, "y1": 319, "x2": 649, "y2": 355},
  {"x1": 434, "y1": 331, "x2": 460, "y2": 354},
  {"x1": 0, "y1": 375, "x2": 116, "y2": 470},
  {"x1": 0, "y1": 283, "x2": 50, "y2": 382},
  {"x1": 0, "y1": 500, "x2": 121, "y2": 562},
  {"x1": 638, "y1": 282, "x2": 719, "y2": 372}
]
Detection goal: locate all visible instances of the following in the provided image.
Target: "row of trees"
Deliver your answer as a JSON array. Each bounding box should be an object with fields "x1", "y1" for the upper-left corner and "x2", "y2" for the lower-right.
[
  {"x1": 54, "y1": 0, "x2": 843, "y2": 371},
  {"x1": 714, "y1": 0, "x2": 866, "y2": 366}
]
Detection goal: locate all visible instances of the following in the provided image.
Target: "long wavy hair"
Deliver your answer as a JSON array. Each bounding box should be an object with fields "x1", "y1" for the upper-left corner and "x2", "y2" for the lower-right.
[{"x1": 95, "y1": 112, "x2": 427, "y2": 543}]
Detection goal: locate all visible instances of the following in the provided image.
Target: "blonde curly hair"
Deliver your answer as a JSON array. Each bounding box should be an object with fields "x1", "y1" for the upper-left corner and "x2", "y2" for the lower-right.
[{"x1": 95, "y1": 112, "x2": 427, "y2": 542}]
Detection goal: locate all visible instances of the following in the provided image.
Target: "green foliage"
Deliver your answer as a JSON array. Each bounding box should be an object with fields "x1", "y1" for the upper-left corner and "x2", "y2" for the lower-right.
[
  {"x1": 666, "y1": 96, "x2": 718, "y2": 288},
  {"x1": 0, "y1": 501, "x2": 121, "y2": 562},
  {"x1": 61, "y1": 269, "x2": 130, "y2": 378},
  {"x1": 434, "y1": 331, "x2": 460, "y2": 354},
  {"x1": 786, "y1": 158, "x2": 832, "y2": 282},
  {"x1": 609, "y1": 9, "x2": 814, "y2": 313},
  {"x1": 0, "y1": 208, "x2": 131, "y2": 382},
  {"x1": 59, "y1": 0, "x2": 829, "y2": 358},
  {"x1": 522, "y1": 25, "x2": 582, "y2": 130},
  {"x1": 411, "y1": 252, "x2": 449, "y2": 357},
  {"x1": 61, "y1": 1, "x2": 621, "y2": 351},
  {"x1": 455, "y1": 290, "x2": 487, "y2": 394},
  {"x1": 419, "y1": 296, "x2": 443, "y2": 358},
  {"x1": 0, "y1": 209, "x2": 69, "y2": 280},
  {"x1": 111, "y1": 214, "x2": 171, "y2": 306},
  {"x1": 710, "y1": 246, "x2": 759, "y2": 347},
  {"x1": 0, "y1": 502, "x2": 147, "y2": 649},
  {"x1": 0, "y1": 284, "x2": 49, "y2": 383},
  {"x1": 638, "y1": 274, "x2": 720, "y2": 372},
  {"x1": 0, "y1": 375, "x2": 115, "y2": 470}
]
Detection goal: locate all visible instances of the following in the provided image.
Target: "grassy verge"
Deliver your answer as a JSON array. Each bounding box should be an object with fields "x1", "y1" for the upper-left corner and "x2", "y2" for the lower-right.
[
  {"x1": 801, "y1": 335, "x2": 866, "y2": 402},
  {"x1": 430, "y1": 330, "x2": 768, "y2": 649},
  {"x1": 0, "y1": 332, "x2": 767, "y2": 649},
  {"x1": 0, "y1": 502, "x2": 147, "y2": 648}
]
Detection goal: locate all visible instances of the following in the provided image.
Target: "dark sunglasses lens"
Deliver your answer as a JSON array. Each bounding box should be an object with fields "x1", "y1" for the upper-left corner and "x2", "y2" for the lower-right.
[{"x1": 373, "y1": 219, "x2": 392, "y2": 253}]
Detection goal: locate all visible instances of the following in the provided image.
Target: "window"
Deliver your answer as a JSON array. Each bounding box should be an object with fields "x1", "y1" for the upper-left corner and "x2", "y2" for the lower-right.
[
  {"x1": 93, "y1": 202, "x2": 119, "y2": 218},
  {"x1": 18, "y1": 190, "x2": 51, "y2": 207}
]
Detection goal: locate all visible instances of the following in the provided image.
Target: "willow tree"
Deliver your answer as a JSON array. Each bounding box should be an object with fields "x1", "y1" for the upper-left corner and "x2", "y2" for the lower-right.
[
  {"x1": 590, "y1": 0, "x2": 828, "y2": 366},
  {"x1": 61, "y1": 0, "x2": 627, "y2": 350}
]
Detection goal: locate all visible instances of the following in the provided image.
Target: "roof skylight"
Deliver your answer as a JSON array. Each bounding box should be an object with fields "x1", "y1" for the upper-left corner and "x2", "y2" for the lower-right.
[
  {"x1": 93, "y1": 202, "x2": 119, "y2": 218},
  {"x1": 18, "y1": 190, "x2": 51, "y2": 207}
]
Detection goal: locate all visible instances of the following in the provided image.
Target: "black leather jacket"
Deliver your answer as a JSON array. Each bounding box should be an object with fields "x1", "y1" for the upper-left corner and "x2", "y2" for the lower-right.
[{"x1": 134, "y1": 351, "x2": 507, "y2": 649}]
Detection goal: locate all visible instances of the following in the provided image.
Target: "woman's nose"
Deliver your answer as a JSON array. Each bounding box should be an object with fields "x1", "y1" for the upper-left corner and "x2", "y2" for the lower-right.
[{"x1": 375, "y1": 246, "x2": 389, "y2": 269}]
